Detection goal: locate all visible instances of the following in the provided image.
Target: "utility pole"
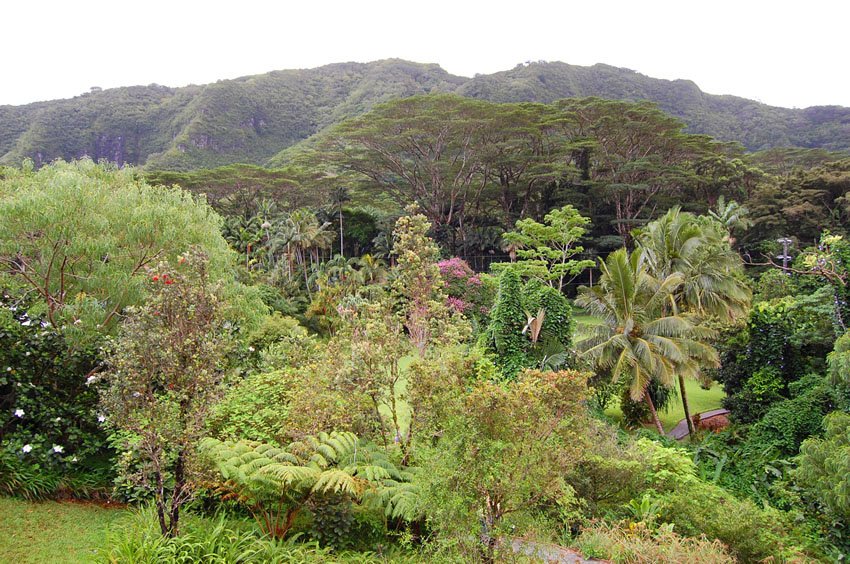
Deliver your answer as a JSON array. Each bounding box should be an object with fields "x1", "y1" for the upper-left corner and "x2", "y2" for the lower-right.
[{"x1": 776, "y1": 237, "x2": 793, "y2": 270}]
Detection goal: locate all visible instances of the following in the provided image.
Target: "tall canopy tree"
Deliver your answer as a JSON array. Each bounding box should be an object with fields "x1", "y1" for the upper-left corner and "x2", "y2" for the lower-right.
[{"x1": 551, "y1": 98, "x2": 729, "y2": 244}]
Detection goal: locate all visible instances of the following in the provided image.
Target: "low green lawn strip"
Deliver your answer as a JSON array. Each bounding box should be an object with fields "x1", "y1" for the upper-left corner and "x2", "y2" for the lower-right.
[
  {"x1": 0, "y1": 497, "x2": 128, "y2": 563},
  {"x1": 604, "y1": 378, "x2": 726, "y2": 433}
]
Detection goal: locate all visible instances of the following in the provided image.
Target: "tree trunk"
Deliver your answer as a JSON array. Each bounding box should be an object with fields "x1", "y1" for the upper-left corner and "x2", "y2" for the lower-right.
[
  {"x1": 644, "y1": 392, "x2": 665, "y2": 434},
  {"x1": 679, "y1": 373, "x2": 696, "y2": 438},
  {"x1": 339, "y1": 208, "x2": 344, "y2": 257},
  {"x1": 167, "y1": 450, "x2": 185, "y2": 538}
]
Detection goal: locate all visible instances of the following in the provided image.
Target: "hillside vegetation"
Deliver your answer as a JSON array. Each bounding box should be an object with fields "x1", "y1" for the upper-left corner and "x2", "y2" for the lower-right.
[{"x1": 2, "y1": 59, "x2": 848, "y2": 170}]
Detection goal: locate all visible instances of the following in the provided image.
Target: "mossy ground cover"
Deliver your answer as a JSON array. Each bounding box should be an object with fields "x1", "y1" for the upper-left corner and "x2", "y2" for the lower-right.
[{"x1": 0, "y1": 497, "x2": 128, "y2": 563}]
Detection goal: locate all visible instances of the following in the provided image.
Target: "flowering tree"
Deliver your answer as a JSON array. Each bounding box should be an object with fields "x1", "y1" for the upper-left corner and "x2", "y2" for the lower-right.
[
  {"x1": 101, "y1": 250, "x2": 233, "y2": 537},
  {"x1": 437, "y1": 257, "x2": 495, "y2": 319}
]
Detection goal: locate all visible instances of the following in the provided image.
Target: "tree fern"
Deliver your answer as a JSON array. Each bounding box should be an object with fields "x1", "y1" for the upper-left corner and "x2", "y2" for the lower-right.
[{"x1": 200, "y1": 431, "x2": 409, "y2": 539}]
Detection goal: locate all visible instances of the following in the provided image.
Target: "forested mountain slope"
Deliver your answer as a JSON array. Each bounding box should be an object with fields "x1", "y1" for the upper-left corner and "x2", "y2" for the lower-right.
[{"x1": 2, "y1": 59, "x2": 848, "y2": 170}]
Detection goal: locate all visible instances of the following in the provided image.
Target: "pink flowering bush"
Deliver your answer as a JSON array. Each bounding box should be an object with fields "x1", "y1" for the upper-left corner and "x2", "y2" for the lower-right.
[{"x1": 438, "y1": 258, "x2": 496, "y2": 319}]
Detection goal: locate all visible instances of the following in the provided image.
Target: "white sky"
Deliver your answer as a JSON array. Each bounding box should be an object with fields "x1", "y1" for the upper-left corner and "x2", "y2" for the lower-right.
[{"x1": 2, "y1": 0, "x2": 848, "y2": 108}]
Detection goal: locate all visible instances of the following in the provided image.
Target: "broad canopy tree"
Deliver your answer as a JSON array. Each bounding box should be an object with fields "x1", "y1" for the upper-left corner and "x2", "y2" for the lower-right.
[{"x1": 0, "y1": 159, "x2": 264, "y2": 339}]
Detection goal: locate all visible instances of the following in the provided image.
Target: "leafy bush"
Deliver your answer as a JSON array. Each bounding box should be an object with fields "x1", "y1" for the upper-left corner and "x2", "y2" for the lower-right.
[
  {"x1": 746, "y1": 373, "x2": 837, "y2": 457},
  {"x1": 0, "y1": 297, "x2": 112, "y2": 492},
  {"x1": 794, "y1": 411, "x2": 850, "y2": 554},
  {"x1": 631, "y1": 439, "x2": 805, "y2": 561},
  {"x1": 418, "y1": 370, "x2": 591, "y2": 560},
  {"x1": 719, "y1": 298, "x2": 814, "y2": 422},
  {"x1": 207, "y1": 370, "x2": 293, "y2": 445}
]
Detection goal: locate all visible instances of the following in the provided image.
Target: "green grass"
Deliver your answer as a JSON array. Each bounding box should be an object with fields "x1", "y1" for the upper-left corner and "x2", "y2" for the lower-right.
[
  {"x1": 0, "y1": 497, "x2": 128, "y2": 563},
  {"x1": 573, "y1": 313, "x2": 604, "y2": 342},
  {"x1": 604, "y1": 379, "x2": 726, "y2": 433}
]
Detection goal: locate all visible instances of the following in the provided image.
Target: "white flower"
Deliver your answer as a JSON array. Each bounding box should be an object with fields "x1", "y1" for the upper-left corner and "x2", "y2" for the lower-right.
[
  {"x1": 97, "y1": 414, "x2": 107, "y2": 423},
  {"x1": 22, "y1": 444, "x2": 32, "y2": 453},
  {"x1": 24, "y1": 351, "x2": 30, "y2": 356},
  {"x1": 5, "y1": 367, "x2": 11, "y2": 372},
  {"x1": 71, "y1": 456, "x2": 78, "y2": 463},
  {"x1": 85, "y1": 375, "x2": 97, "y2": 386},
  {"x1": 248, "y1": 346, "x2": 255, "y2": 352},
  {"x1": 52, "y1": 444, "x2": 64, "y2": 454},
  {"x1": 132, "y1": 391, "x2": 141, "y2": 398},
  {"x1": 54, "y1": 416, "x2": 62, "y2": 422},
  {"x1": 13, "y1": 409, "x2": 24, "y2": 418},
  {"x1": 21, "y1": 319, "x2": 31, "y2": 326}
]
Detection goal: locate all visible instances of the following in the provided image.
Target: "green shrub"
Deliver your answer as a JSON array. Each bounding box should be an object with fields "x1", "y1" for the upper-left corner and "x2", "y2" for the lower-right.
[
  {"x1": 794, "y1": 411, "x2": 850, "y2": 554},
  {"x1": 206, "y1": 370, "x2": 292, "y2": 445},
  {"x1": 0, "y1": 297, "x2": 112, "y2": 494},
  {"x1": 631, "y1": 438, "x2": 805, "y2": 561},
  {"x1": 746, "y1": 373, "x2": 836, "y2": 457}
]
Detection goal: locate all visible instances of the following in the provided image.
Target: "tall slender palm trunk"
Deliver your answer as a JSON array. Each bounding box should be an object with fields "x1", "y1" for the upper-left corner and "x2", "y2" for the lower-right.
[
  {"x1": 644, "y1": 392, "x2": 665, "y2": 434},
  {"x1": 679, "y1": 373, "x2": 696, "y2": 438}
]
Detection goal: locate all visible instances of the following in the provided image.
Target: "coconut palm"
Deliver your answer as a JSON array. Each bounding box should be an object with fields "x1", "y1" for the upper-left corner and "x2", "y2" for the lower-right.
[
  {"x1": 708, "y1": 196, "x2": 753, "y2": 244},
  {"x1": 576, "y1": 248, "x2": 719, "y2": 433},
  {"x1": 636, "y1": 207, "x2": 751, "y2": 435}
]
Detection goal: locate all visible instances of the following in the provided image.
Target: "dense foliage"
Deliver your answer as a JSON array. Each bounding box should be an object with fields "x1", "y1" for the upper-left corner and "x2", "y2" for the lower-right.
[{"x1": 3, "y1": 82, "x2": 850, "y2": 561}]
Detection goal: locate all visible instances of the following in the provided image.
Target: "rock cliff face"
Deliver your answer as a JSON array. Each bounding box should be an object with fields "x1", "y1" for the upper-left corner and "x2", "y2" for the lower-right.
[{"x1": 2, "y1": 59, "x2": 848, "y2": 171}]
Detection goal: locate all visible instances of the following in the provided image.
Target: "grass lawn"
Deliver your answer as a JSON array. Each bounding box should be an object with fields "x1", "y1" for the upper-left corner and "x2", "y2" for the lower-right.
[
  {"x1": 0, "y1": 497, "x2": 128, "y2": 563},
  {"x1": 604, "y1": 378, "x2": 726, "y2": 433},
  {"x1": 573, "y1": 313, "x2": 604, "y2": 341}
]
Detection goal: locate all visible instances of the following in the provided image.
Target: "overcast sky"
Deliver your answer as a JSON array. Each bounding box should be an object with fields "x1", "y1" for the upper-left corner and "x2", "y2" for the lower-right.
[{"x1": 2, "y1": 0, "x2": 848, "y2": 108}]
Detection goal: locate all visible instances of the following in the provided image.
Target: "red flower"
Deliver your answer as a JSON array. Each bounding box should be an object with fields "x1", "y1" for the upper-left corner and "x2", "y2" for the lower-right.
[
  {"x1": 165, "y1": 279, "x2": 174, "y2": 285},
  {"x1": 151, "y1": 275, "x2": 159, "y2": 281}
]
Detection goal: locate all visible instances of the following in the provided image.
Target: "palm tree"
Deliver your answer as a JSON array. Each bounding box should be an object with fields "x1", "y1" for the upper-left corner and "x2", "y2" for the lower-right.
[
  {"x1": 576, "y1": 248, "x2": 719, "y2": 433},
  {"x1": 353, "y1": 254, "x2": 387, "y2": 285},
  {"x1": 708, "y1": 196, "x2": 752, "y2": 245},
  {"x1": 636, "y1": 207, "x2": 751, "y2": 436}
]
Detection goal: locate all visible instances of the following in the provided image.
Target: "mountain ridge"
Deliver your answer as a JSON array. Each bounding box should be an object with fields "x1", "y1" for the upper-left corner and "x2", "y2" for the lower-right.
[{"x1": 2, "y1": 59, "x2": 848, "y2": 170}]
